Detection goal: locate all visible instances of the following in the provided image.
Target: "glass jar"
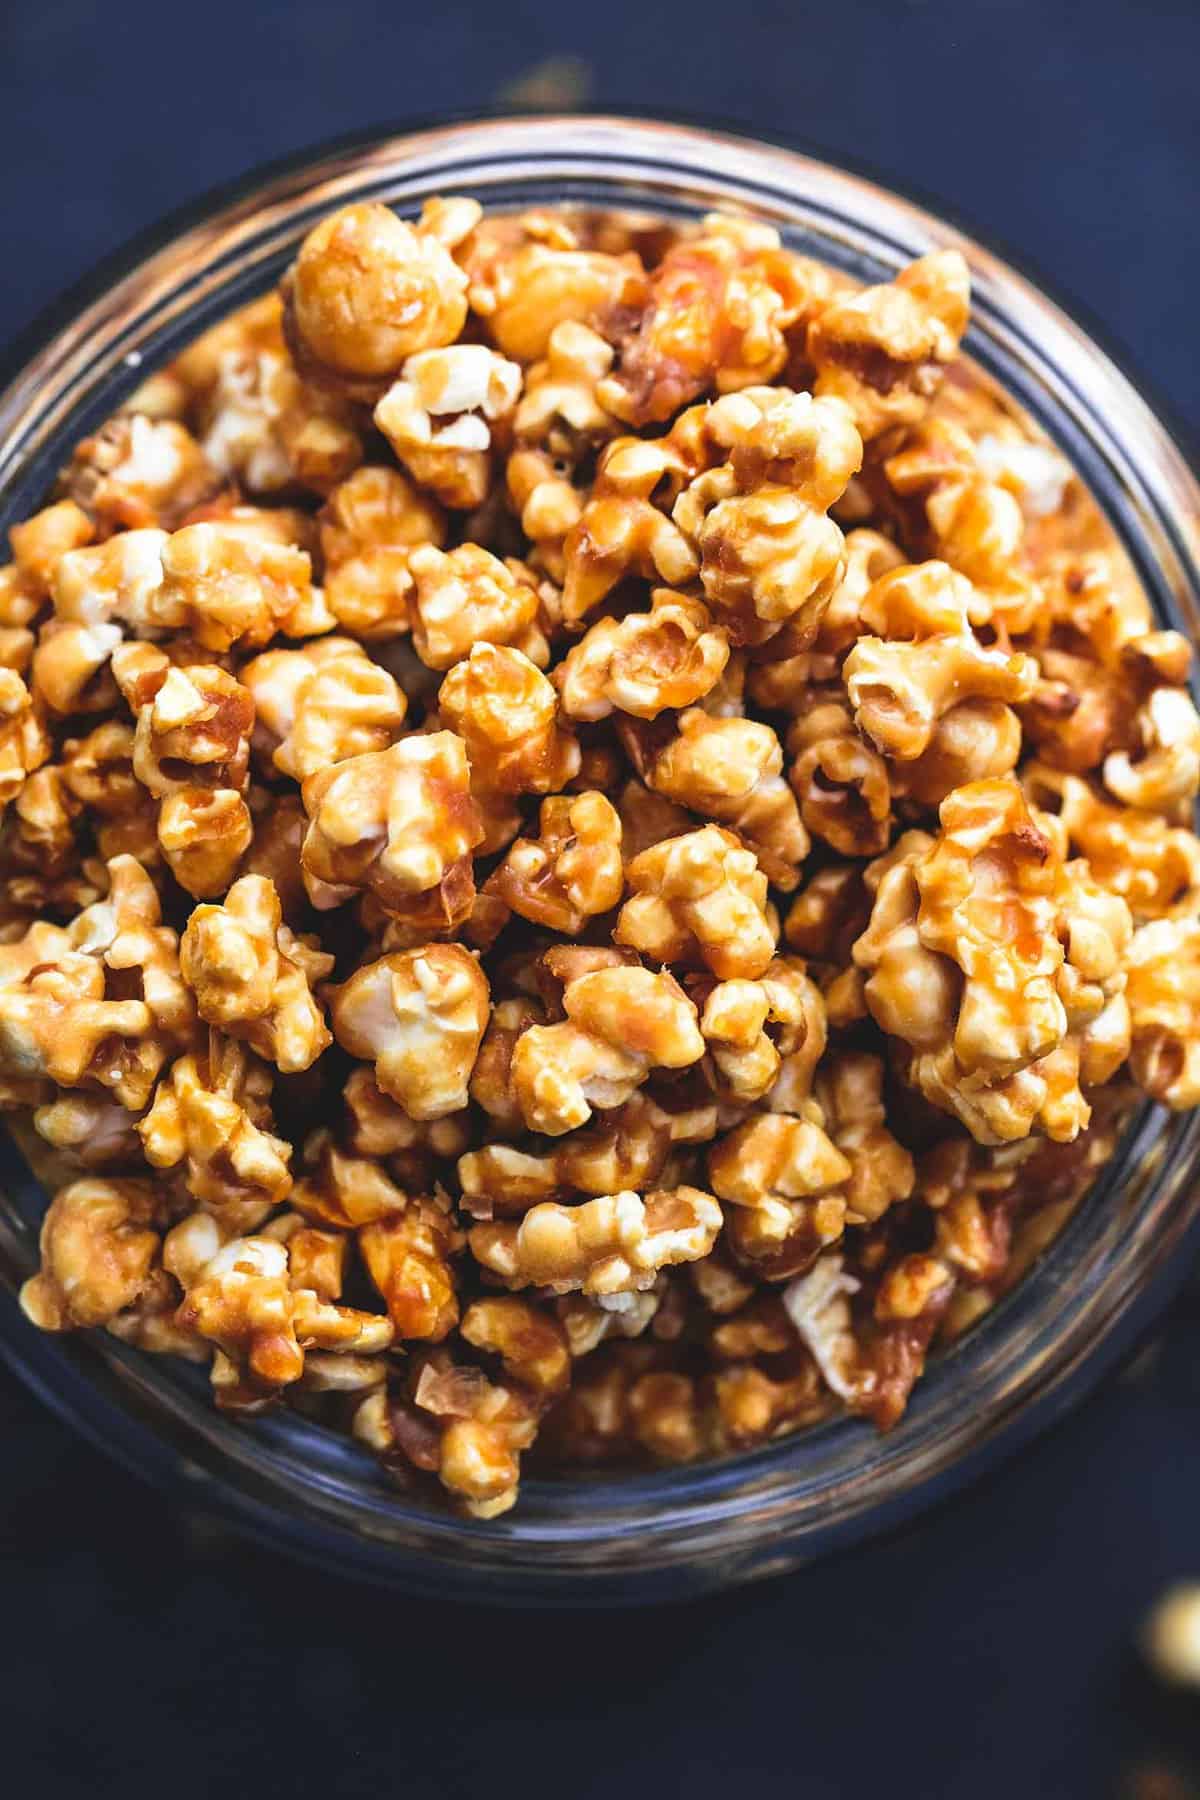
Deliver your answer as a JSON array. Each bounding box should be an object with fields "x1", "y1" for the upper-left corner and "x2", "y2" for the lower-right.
[{"x1": 2, "y1": 116, "x2": 1199, "y2": 1605}]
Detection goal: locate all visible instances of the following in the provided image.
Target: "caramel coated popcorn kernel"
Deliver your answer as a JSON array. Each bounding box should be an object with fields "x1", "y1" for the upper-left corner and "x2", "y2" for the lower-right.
[
  {"x1": 331, "y1": 944, "x2": 489, "y2": 1119},
  {"x1": 300, "y1": 730, "x2": 483, "y2": 915}
]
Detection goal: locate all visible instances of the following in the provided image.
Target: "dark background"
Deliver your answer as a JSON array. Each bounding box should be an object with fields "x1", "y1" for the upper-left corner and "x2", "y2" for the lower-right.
[{"x1": 3, "y1": 3, "x2": 1199, "y2": 1795}]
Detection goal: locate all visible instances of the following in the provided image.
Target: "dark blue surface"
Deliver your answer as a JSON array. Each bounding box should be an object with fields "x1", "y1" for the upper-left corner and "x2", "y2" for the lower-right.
[{"x1": 3, "y1": 1, "x2": 1200, "y2": 1792}]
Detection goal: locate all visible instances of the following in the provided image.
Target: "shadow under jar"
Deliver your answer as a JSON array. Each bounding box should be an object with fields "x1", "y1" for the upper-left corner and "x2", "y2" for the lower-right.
[{"x1": 1, "y1": 115, "x2": 1199, "y2": 1604}]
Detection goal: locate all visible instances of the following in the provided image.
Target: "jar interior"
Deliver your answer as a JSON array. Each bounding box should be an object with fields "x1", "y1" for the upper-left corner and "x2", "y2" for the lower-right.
[{"x1": 1, "y1": 119, "x2": 1199, "y2": 1589}]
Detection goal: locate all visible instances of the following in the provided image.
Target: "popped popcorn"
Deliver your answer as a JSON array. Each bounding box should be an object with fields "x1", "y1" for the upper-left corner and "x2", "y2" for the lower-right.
[
  {"x1": 65, "y1": 414, "x2": 219, "y2": 532},
  {"x1": 806, "y1": 251, "x2": 970, "y2": 439},
  {"x1": 842, "y1": 560, "x2": 1037, "y2": 762},
  {"x1": 355, "y1": 1346, "x2": 540, "y2": 1518},
  {"x1": 180, "y1": 874, "x2": 332, "y2": 1072},
  {"x1": 696, "y1": 955, "x2": 824, "y2": 1108},
  {"x1": 616, "y1": 825, "x2": 777, "y2": 980},
  {"x1": 320, "y1": 464, "x2": 445, "y2": 640},
  {"x1": 178, "y1": 294, "x2": 362, "y2": 495},
  {"x1": 285, "y1": 201, "x2": 469, "y2": 385},
  {"x1": 176, "y1": 1231, "x2": 392, "y2": 1406},
  {"x1": 787, "y1": 691, "x2": 893, "y2": 856},
  {"x1": 640, "y1": 709, "x2": 809, "y2": 886},
  {"x1": 375, "y1": 345, "x2": 522, "y2": 510},
  {"x1": 19, "y1": 1177, "x2": 167, "y2": 1331},
  {"x1": 480, "y1": 791, "x2": 624, "y2": 937},
  {"x1": 598, "y1": 215, "x2": 833, "y2": 424},
  {"x1": 509, "y1": 963, "x2": 704, "y2": 1135},
  {"x1": 330, "y1": 944, "x2": 489, "y2": 1119},
  {"x1": 360, "y1": 1194, "x2": 464, "y2": 1340},
  {"x1": 470, "y1": 1186, "x2": 723, "y2": 1296},
  {"x1": 138, "y1": 1039, "x2": 293, "y2": 1223},
  {"x1": 1125, "y1": 918, "x2": 1200, "y2": 1107},
  {"x1": 114, "y1": 645, "x2": 255, "y2": 898},
  {"x1": 300, "y1": 730, "x2": 483, "y2": 915},
  {"x1": 709, "y1": 1112, "x2": 851, "y2": 1277},
  {"x1": 8, "y1": 500, "x2": 95, "y2": 600},
  {"x1": 0, "y1": 670, "x2": 50, "y2": 806},
  {"x1": 242, "y1": 637, "x2": 408, "y2": 781},
  {"x1": 555, "y1": 590, "x2": 729, "y2": 722},
  {"x1": 561, "y1": 434, "x2": 702, "y2": 626},
  {"x1": 461, "y1": 1297, "x2": 571, "y2": 1397},
  {"x1": 407, "y1": 542, "x2": 547, "y2": 671},
  {"x1": 0, "y1": 854, "x2": 193, "y2": 1109},
  {"x1": 9, "y1": 195, "x2": 1184, "y2": 1513},
  {"x1": 853, "y1": 779, "x2": 1131, "y2": 1143},
  {"x1": 508, "y1": 322, "x2": 619, "y2": 577},
  {"x1": 670, "y1": 390, "x2": 862, "y2": 649},
  {"x1": 457, "y1": 1088, "x2": 713, "y2": 1219},
  {"x1": 438, "y1": 642, "x2": 579, "y2": 796},
  {"x1": 459, "y1": 206, "x2": 644, "y2": 362}
]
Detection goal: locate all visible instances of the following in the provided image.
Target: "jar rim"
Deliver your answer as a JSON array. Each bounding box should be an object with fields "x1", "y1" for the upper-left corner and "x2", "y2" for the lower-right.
[{"x1": 3, "y1": 115, "x2": 1199, "y2": 1601}]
